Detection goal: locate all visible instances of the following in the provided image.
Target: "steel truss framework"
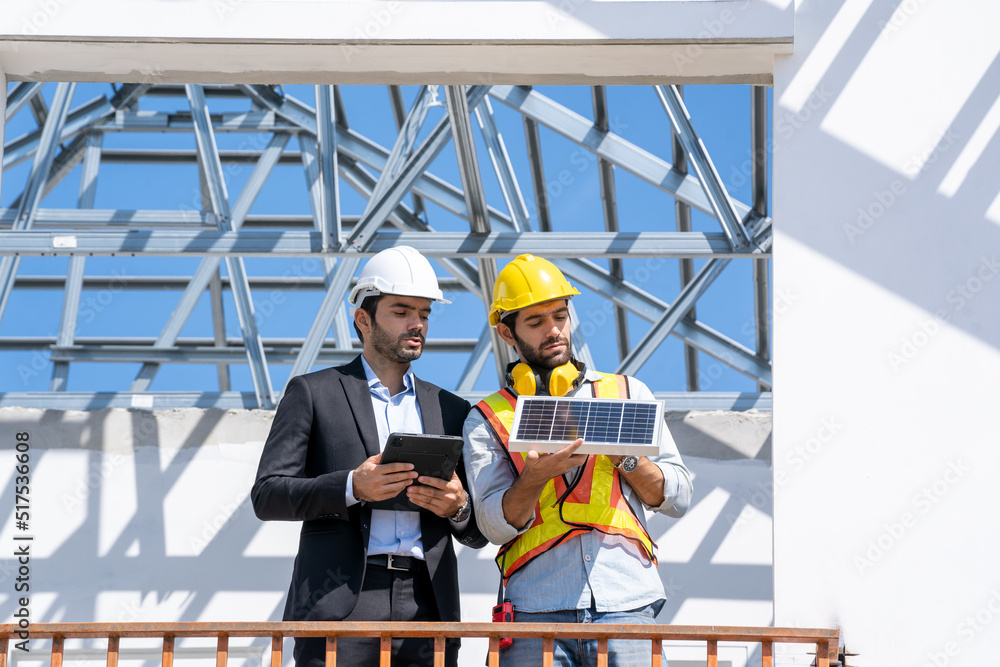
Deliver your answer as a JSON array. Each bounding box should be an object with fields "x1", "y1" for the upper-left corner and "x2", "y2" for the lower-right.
[{"x1": 0, "y1": 82, "x2": 772, "y2": 411}]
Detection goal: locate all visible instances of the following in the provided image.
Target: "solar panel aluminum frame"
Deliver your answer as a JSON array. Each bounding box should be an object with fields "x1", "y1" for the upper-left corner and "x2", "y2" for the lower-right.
[{"x1": 508, "y1": 396, "x2": 664, "y2": 456}]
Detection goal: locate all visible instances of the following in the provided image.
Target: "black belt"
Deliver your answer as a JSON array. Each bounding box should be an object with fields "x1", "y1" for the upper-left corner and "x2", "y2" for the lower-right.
[{"x1": 366, "y1": 554, "x2": 422, "y2": 572}]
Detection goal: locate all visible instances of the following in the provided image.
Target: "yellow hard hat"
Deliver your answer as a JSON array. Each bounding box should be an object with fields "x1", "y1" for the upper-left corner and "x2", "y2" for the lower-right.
[{"x1": 488, "y1": 255, "x2": 580, "y2": 326}]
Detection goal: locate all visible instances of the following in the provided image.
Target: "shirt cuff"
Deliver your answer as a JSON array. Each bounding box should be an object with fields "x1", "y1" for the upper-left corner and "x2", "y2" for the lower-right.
[
  {"x1": 650, "y1": 460, "x2": 680, "y2": 511},
  {"x1": 480, "y1": 488, "x2": 533, "y2": 543},
  {"x1": 345, "y1": 470, "x2": 361, "y2": 507}
]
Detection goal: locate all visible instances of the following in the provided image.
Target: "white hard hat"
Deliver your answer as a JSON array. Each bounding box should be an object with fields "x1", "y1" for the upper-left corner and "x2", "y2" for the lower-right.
[{"x1": 348, "y1": 246, "x2": 451, "y2": 306}]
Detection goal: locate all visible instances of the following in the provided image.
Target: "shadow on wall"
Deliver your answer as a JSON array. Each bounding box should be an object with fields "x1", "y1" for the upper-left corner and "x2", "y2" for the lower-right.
[
  {"x1": 0, "y1": 407, "x2": 776, "y2": 666},
  {"x1": 774, "y1": 1, "x2": 1000, "y2": 357}
]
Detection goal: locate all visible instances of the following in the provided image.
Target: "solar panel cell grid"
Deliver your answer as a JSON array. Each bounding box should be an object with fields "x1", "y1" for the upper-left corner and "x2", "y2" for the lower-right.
[{"x1": 509, "y1": 396, "x2": 663, "y2": 455}]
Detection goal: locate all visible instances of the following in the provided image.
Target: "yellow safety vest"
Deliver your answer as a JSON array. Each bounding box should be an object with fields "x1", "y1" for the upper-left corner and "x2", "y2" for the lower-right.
[{"x1": 475, "y1": 374, "x2": 656, "y2": 584}]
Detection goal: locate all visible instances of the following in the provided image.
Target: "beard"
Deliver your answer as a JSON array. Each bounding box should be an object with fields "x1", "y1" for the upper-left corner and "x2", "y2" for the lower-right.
[
  {"x1": 512, "y1": 330, "x2": 572, "y2": 370},
  {"x1": 370, "y1": 317, "x2": 425, "y2": 364}
]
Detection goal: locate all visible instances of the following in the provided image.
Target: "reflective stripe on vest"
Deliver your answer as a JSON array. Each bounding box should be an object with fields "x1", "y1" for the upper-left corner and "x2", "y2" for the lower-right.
[{"x1": 475, "y1": 374, "x2": 656, "y2": 583}]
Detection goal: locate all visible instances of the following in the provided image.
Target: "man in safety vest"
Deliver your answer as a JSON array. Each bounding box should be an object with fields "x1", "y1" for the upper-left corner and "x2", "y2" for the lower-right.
[{"x1": 462, "y1": 254, "x2": 693, "y2": 666}]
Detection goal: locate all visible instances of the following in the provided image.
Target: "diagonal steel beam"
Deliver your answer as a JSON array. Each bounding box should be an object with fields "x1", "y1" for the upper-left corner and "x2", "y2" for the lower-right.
[
  {"x1": 655, "y1": 84, "x2": 751, "y2": 250},
  {"x1": 285, "y1": 145, "x2": 494, "y2": 392},
  {"x1": 345, "y1": 85, "x2": 490, "y2": 251},
  {"x1": 445, "y1": 86, "x2": 515, "y2": 383},
  {"x1": 474, "y1": 97, "x2": 530, "y2": 232},
  {"x1": 456, "y1": 324, "x2": 494, "y2": 393},
  {"x1": 130, "y1": 131, "x2": 290, "y2": 392},
  {"x1": 5, "y1": 86, "x2": 149, "y2": 209},
  {"x1": 617, "y1": 256, "x2": 731, "y2": 377},
  {"x1": 186, "y1": 84, "x2": 274, "y2": 408},
  {"x1": 553, "y1": 258, "x2": 771, "y2": 386},
  {"x1": 489, "y1": 85, "x2": 730, "y2": 219},
  {"x1": 336, "y1": 126, "x2": 515, "y2": 241},
  {"x1": 129, "y1": 87, "x2": 280, "y2": 403},
  {"x1": 615, "y1": 218, "x2": 773, "y2": 378},
  {"x1": 238, "y1": 85, "x2": 317, "y2": 133},
  {"x1": 337, "y1": 157, "x2": 483, "y2": 300},
  {"x1": 369, "y1": 85, "x2": 438, "y2": 208},
  {"x1": 28, "y1": 93, "x2": 48, "y2": 128},
  {"x1": 388, "y1": 85, "x2": 426, "y2": 220},
  {"x1": 5, "y1": 82, "x2": 44, "y2": 121},
  {"x1": 446, "y1": 86, "x2": 490, "y2": 234},
  {"x1": 0, "y1": 82, "x2": 75, "y2": 326},
  {"x1": 235, "y1": 87, "x2": 515, "y2": 254},
  {"x1": 4, "y1": 95, "x2": 111, "y2": 169},
  {"x1": 285, "y1": 256, "x2": 360, "y2": 388}
]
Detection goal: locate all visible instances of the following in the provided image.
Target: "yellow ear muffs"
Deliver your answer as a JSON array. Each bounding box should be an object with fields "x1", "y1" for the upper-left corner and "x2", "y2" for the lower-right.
[
  {"x1": 506, "y1": 360, "x2": 586, "y2": 397},
  {"x1": 547, "y1": 362, "x2": 583, "y2": 397},
  {"x1": 508, "y1": 362, "x2": 539, "y2": 396}
]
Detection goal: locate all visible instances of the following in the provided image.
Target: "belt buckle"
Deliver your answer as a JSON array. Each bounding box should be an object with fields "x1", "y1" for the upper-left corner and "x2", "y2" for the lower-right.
[{"x1": 385, "y1": 554, "x2": 407, "y2": 571}]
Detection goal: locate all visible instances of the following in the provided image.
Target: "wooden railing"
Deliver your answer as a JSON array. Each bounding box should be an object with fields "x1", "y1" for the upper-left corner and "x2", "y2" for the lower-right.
[{"x1": 0, "y1": 622, "x2": 840, "y2": 667}]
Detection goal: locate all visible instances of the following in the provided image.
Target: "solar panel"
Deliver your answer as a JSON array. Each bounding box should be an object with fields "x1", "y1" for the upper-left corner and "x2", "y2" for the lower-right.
[{"x1": 508, "y1": 396, "x2": 664, "y2": 456}]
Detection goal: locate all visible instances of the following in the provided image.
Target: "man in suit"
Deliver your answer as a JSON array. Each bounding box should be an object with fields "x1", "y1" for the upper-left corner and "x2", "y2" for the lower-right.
[{"x1": 252, "y1": 246, "x2": 485, "y2": 667}]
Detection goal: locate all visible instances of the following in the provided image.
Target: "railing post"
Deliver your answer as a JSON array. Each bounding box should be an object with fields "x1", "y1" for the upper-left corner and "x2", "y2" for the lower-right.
[
  {"x1": 106, "y1": 636, "x2": 119, "y2": 667},
  {"x1": 487, "y1": 636, "x2": 500, "y2": 667},
  {"x1": 651, "y1": 638, "x2": 662, "y2": 667},
  {"x1": 379, "y1": 636, "x2": 391, "y2": 666},
  {"x1": 433, "y1": 635, "x2": 445, "y2": 667},
  {"x1": 51, "y1": 636, "x2": 64, "y2": 667},
  {"x1": 216, "y1": 634, "x2": 228, "y2": 667},
  {"x1": 706, "y1": 638, "x2": 718, "y2": 667},
  {"x1": 324, "y1": 636, "x2": 336, "y2": 667},
  {"x1": 596, "y1": 636, "x2": 608, "y2": 667},
  {"x1": 270, "y1": 636, "x2": 282, "y2": 667},
  {"x1": 0, "y1": 637, "x2": 8, "y2": 667},
  {"x1": 817, "y1": 639, "x2": 830, "y2": 667},
  {"x1": 161, "y1": 635, "x2": 174, "y2": 667},
  {"x1": 542, "y1": 636, "x2": 554, "y2": 667},
  {"x1": 762, "y1": 639, "x2": 773, "y2": 667}
]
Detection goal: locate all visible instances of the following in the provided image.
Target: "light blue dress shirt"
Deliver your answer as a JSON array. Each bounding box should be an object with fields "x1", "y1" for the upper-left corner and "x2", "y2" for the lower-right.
[{"x1": 345, "y1": 356, "x2": 426, "y2": 558}]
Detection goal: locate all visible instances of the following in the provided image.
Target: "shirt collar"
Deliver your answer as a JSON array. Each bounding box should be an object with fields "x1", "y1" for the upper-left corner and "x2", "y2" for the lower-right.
[{"x1": 360, "y1": 354, "x2": 415, "y2": 394}]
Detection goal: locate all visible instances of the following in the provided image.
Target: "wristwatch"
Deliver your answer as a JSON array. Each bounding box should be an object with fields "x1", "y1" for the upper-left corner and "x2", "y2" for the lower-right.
[
  {"x1": 450, "y1": 493, "x2": 472, "y2": 522},
  {"x1": 614, "y1": 455, "x2": 639, "y2": 474}
]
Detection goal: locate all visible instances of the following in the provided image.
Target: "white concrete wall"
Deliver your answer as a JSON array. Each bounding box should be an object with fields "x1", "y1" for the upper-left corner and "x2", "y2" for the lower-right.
[
  {"x1": 0, "y1": 407, "x2": 774, "y2": 667},
  {"x1": 772, "y1": 0, "x2": 1000, "y2": 665}
]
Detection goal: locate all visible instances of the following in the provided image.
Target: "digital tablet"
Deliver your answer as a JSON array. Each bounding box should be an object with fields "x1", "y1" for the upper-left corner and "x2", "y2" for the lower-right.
[{"x1": 367, "y1": 432, "x2": 464, "y2": 511}]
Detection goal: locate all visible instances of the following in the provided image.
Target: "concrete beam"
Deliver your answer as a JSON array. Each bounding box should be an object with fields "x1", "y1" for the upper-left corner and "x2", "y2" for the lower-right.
[{"x1": 0, "y1": 1, "x2": 791, "y2": 84}]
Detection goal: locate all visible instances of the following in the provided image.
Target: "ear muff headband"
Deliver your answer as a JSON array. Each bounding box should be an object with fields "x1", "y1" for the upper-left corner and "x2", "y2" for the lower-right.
[{"x1": 506, "y1": 360, "x2": 586, "y2": 397}]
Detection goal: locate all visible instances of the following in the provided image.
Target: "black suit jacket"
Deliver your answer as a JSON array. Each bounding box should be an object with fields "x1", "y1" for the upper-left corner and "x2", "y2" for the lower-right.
[{"x1": 251, "y1": 355, "x2": 486, "y2": 623}]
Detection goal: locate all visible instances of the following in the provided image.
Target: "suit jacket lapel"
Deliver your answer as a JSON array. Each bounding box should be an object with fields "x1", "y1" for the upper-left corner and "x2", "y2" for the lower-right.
[
  {"x1": 415, "y1": 377, "x2": 444, "y2": 435},
  {"x1": 339, "y1": 355, "x2": 381, "y2": 459}
]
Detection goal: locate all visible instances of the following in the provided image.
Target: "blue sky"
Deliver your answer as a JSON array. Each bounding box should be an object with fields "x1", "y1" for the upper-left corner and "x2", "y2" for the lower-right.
[{"x1": 1, "y1": 83, "x2": 771, "y2": 396}]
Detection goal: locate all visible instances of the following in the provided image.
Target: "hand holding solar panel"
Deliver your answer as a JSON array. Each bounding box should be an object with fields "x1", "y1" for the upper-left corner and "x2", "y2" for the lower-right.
[{"x1": 509, "y1": 396, "x2": 664, "y2": 456}]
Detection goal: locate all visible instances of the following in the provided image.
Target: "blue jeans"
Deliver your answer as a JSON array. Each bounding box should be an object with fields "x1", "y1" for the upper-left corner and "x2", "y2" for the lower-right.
[{"x1": 500, "y1": 602, "x2": 665, "y2": 667}]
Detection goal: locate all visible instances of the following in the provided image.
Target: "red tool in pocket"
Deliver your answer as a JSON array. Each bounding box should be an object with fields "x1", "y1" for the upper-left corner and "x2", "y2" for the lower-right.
[{"x1": 491, "y1": 599, "x2": 514, "y2": 649}]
